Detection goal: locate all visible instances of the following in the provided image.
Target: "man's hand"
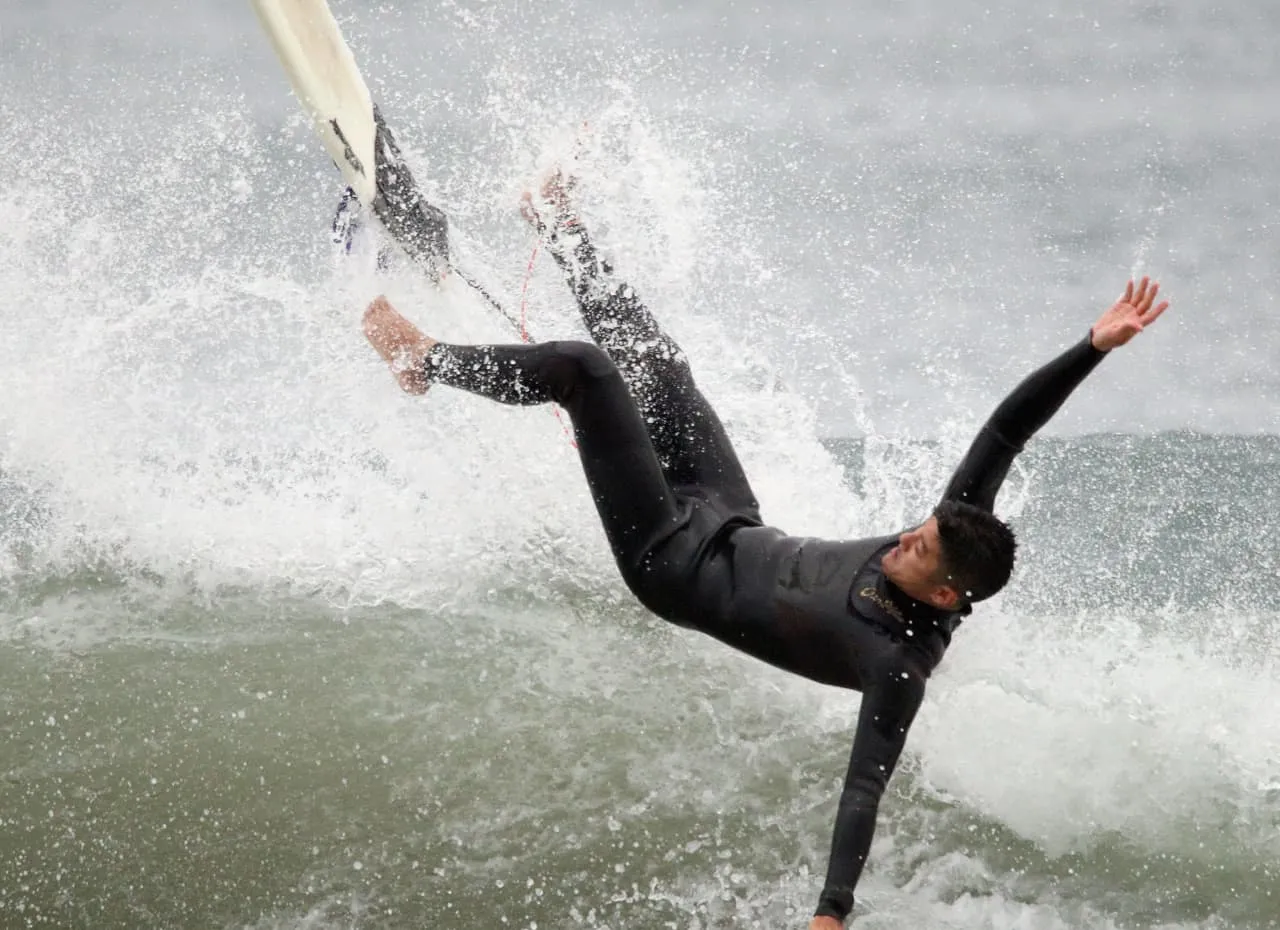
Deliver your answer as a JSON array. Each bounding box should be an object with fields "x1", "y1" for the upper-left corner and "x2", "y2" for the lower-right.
[
  {"x1": 362, "y1": 295, "x2": 436, "y2": 394},
  {"x1": 809, "y1": 917, "x2": 843, "y2": 930},
  {"x1": 1090, "y1": 277, "x2": 1170, "y2": 352}
]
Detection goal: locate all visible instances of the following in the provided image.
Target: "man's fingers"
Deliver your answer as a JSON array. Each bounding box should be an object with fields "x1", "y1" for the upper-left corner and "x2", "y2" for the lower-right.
[
  {"x1": 1107, "y1": 278, "x2": 1167, "y2": 343},
  {"x1": 1138, "y1": 281, "x2": 1159, "y2": 312},
  {"x1": 1132, "y1": 276, "x2": 1149, "y2": 307},
  {"x1": 1141, "y1": 300, "x2": 1170, "y2": 326}
]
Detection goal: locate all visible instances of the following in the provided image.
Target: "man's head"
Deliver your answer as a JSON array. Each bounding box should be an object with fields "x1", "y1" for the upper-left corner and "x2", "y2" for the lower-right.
[{"x1": 881, "y1": 501, "x2": 1017, "y2": 610}]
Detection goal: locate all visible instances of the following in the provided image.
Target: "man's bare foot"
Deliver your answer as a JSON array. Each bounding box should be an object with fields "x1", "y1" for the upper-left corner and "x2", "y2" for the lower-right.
[
  {"x1": 362, "y1": 295, "x2": 437, "y2": 395},
  {"x1": 520, "y1": 169, "x2": 580, "y2": 236}
]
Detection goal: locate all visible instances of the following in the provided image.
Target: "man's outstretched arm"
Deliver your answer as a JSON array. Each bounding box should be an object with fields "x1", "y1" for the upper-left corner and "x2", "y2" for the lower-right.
[
  {"x1": 810, "y1": 663, "x2": 928, "y2": 928},
  {"x1": 942, "y1": 278, "x2": 1170, "y2": 512}
]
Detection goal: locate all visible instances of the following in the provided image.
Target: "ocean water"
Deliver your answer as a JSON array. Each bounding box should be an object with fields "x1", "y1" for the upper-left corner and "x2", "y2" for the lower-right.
[{"x1": 2, "y1": 1, "x2": 1279, "y2": 928}]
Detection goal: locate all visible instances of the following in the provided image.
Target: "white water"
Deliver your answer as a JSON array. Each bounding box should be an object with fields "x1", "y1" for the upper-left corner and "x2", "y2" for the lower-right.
[{"x1": 3, "y1": 2, "x2": 1279, "y2": 927}]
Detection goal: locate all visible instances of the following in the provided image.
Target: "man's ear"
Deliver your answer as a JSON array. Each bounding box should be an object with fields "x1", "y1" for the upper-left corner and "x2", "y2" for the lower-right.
[{"x1": 929, "y1": 585, "x2": 960, "y2": 611}]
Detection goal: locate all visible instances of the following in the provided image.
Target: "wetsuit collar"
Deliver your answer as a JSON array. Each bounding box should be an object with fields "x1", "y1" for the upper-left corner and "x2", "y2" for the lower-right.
[{"x1": 850, "y1": 544, "x2": 969, "y2": 648}]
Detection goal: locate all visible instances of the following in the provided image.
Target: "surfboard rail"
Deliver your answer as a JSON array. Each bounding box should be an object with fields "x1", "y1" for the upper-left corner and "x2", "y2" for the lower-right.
[{"x1": 250, "y1": 0, "x2": 453, "y2": 282}]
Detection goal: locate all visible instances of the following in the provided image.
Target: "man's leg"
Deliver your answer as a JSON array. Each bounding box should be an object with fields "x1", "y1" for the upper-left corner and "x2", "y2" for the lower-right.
[
  {"x1": 362, "y1": 298, "x2": 684, "y2": 583},
  {"x1": 523, "y1": 179, "x2": 761, "y2": 520}
]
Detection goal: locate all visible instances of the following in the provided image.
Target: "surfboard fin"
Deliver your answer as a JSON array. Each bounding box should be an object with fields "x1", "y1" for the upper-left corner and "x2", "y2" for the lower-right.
[{"x1": 369, "y1": 106, "x2": 451, "y2": 279}]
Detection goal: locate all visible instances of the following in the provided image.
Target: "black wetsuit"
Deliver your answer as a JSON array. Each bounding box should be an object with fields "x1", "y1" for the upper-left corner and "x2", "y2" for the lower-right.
[{"x1": 420, "y1": 222, "x2": 1106, "y2": 922}]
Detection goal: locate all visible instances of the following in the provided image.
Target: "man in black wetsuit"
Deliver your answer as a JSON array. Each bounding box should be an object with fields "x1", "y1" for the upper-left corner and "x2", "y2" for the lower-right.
[{"x1": 361, "y1": 174, "x2": 1169, "y2": 927}]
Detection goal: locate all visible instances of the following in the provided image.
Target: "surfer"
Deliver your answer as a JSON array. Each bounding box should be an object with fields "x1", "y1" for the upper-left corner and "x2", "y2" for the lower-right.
[{"x1": 360, "y1": 173, "x2": 1169, "y2": 927}]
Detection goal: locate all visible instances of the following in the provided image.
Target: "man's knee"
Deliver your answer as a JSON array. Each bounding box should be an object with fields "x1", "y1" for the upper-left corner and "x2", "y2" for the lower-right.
[
  {"x1": 541, "y1": 340, "x2": 622, "y2": 403},
  {"x1": 549, "y1": 340, "x2": 615, "y2": 375}
]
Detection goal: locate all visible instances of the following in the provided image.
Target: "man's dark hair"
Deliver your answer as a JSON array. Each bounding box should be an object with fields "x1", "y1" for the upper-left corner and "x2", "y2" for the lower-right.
[{"x1": 932, "y1": 500, "x2": 1018, "y2": 604}]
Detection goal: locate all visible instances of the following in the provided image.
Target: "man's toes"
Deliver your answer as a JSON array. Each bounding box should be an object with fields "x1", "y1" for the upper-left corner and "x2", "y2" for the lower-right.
[{"x1": 519, "y1": 193, "x2": 545, "y2": 231}]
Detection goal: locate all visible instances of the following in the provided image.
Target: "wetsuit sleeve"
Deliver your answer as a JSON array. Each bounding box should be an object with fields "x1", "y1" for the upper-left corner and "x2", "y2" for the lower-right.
[
  {"x1": 814, "y1": 661, "x2": 927, "y2": 922},
  {"x1": 941, "y1": 333, "x2": 1106, "y2": 512}
]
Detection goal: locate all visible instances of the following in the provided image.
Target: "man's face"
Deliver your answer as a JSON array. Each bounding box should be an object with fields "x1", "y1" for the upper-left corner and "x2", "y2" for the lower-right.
[{"x1": 882, "y1": 516, "x2": 959, "y2": 609}]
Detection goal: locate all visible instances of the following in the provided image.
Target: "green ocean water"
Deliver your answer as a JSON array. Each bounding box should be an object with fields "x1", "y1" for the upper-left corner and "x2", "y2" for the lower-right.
[{"x1": 2, "y1": 435, "x2": 1277, "y2": 930}]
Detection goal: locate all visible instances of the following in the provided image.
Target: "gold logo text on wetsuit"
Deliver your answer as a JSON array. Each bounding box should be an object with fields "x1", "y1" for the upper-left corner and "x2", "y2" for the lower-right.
[{"x1": 858, "y1": 586, "x2": 907, "y2": 625}]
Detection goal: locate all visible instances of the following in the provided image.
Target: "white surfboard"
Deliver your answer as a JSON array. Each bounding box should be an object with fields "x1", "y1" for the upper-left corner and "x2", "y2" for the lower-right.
[
  {"x1": 250, "y1": 0, "x2": 378, "y2": 205},
  {"x1": 253, "y1": 0, "x2": 467, "y2": 282}
]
